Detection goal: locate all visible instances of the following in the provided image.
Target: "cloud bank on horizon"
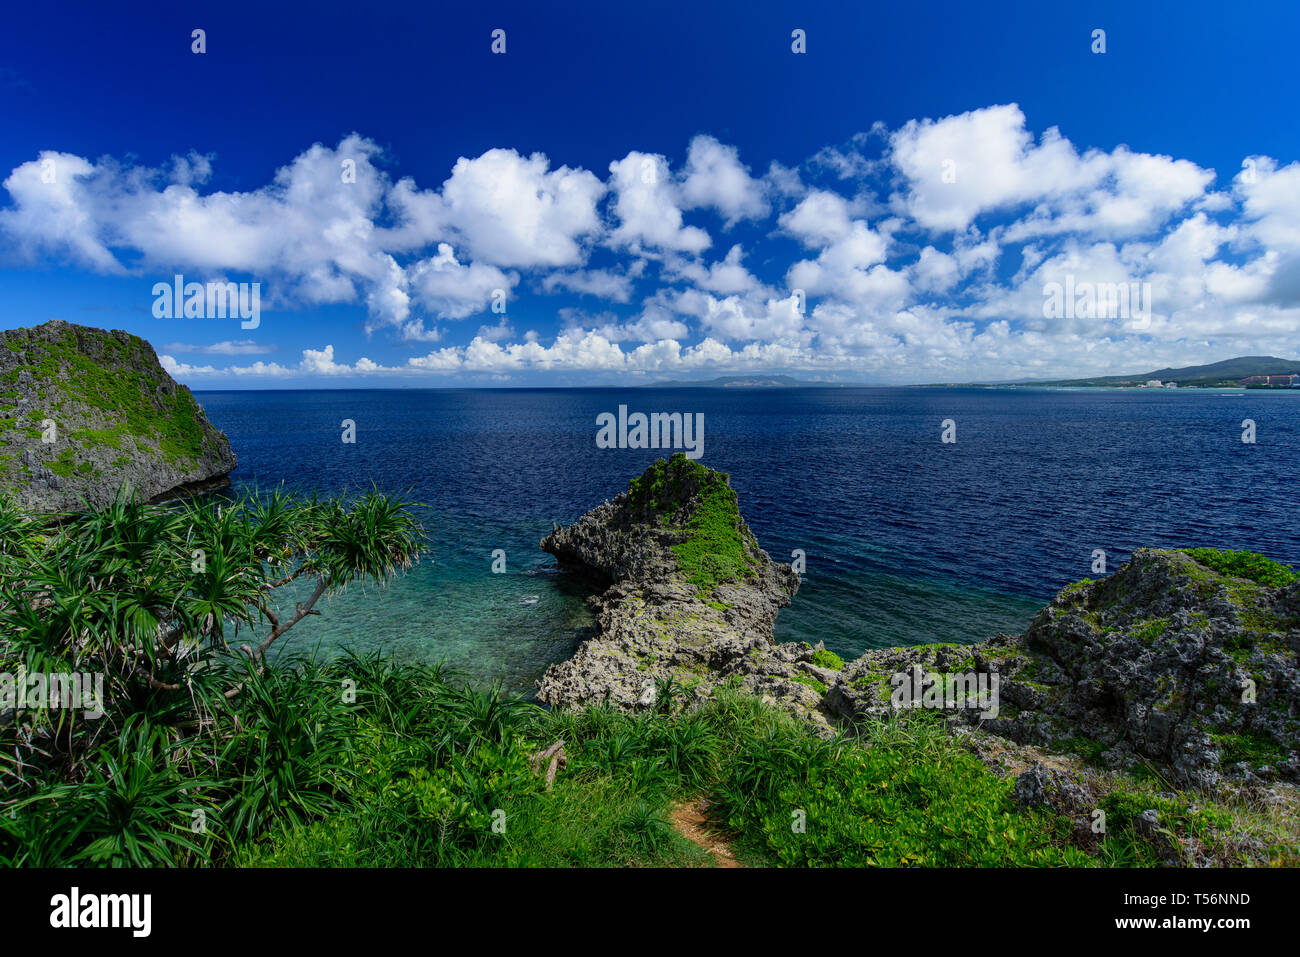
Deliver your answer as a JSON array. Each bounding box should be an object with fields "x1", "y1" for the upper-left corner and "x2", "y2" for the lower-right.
[{"x1": 3, "y1": 102, "x2": 1299, "y2": 385}]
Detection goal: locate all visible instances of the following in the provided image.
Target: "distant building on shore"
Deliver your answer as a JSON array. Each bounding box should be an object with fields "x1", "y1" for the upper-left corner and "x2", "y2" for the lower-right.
[{"x1": 1241, "y1": 374, "x2": 1300, "y2": 386}]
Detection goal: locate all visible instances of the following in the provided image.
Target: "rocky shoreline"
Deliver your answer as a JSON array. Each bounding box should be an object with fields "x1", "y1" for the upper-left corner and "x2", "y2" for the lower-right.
[{"x1": 539, "y1": 454, "x2": 1300, "y2": 793}]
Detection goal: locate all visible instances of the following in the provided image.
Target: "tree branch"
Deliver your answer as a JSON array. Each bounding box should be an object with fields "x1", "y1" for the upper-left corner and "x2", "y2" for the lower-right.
[
  {"x1": 264, "y1": 565, "x2": 311, "y2": 590},
  {"x1": 257, "y1": 575, "x2": 329, "y2": 658}
]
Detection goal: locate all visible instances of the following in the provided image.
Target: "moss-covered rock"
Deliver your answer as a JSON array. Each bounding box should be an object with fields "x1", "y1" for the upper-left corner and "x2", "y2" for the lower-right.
[
  {"x1": 626, "y1": 454, "x2": 759, "y2": 598},
  {"x1": 0, "y1": 320, "x2": 237, "y2": 512},
  {"x1": 829, "y1": 548, "x2": 1300, "y2": 789},
  {"x1": 536, "y1": 454, "x2": 843, "y2": 726}
]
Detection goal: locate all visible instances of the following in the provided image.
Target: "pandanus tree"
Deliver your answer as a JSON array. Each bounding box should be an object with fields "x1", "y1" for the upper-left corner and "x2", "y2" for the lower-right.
[{"x1": 0, "y1": 487, "x2": 424, "y2": 768}]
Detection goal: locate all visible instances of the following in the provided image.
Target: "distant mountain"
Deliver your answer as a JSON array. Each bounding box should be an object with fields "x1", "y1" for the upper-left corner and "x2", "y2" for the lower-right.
[
  {"x1": 1003, "y1": 356, "x2": 1300, "y2": 388},
  {"x1": 649, "y1": 374, "x2": 822, "y2": 388}
]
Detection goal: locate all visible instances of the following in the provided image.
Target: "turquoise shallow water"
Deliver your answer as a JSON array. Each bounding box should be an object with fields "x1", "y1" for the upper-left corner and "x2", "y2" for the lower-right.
[
  {"x1": 198, "y1": 386, "x2": 1300, "y2": 696},
  {"x1": 261, "y1": 511, "x2": 598, "y2": 695}
]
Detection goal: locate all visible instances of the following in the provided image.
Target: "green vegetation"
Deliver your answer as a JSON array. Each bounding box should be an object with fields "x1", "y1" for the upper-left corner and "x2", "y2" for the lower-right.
[
  {"x1": 791, "y1": 673, "x2": 828, "y2": 695},
  {"x1": 0, "y1": 324, "x2": 214, "y2": 482},
  {"x1": 1059, "y1": 735, "x2": 1110, "y2": 764},
  {"x1": 72, "y1": 426, "x2": 127, "y2": 450},
  {"x1": 0, "y1": 486, "x2": 426, "y2": 865},
  {"x1": 0, "y1": 488, "x2": 1092, "y2": 868},
  {"x1": 811, "y1": 647, "x2": 845, "y2": 671},
  {"x1": 0, "y1": 654, "x2": 1097, "y2": 867},
  {"x1": 1059, "y1": 578, "x2": 1095, "y2": 598},
  {"x1": 628, "y1": 453, "x2": 758, "y2": 599},
  {"x1": 234, "y1": 673, "x2": 1102, "y2": 867},
  {"x1": 1181, "y1": 548, "x2": 1299, "y2": 588},
  {"x1": 626, "y1": 455, "x2": 682, "y2": 513},
  {"x1": 719, "y1": 712, "x2": 1092, "y2": 867},
  {"x1": 1212, "y1": 731, "x2": 1285, "y2": 767},
  {"x1": 1092, "y1": 777, "x2": 1300, "y2": 867},
  {"x1": 2, "y1": 491, "x2": 1294, "y2": 868},
  {"x1": 1131, "y1": 617, "x2": 1170, "y2": 645},
  {"x1": 46, "y1": 446, "x2": 79, "y2": 478}
]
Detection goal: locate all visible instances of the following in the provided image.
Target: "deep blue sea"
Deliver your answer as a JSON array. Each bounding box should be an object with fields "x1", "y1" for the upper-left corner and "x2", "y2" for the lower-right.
[{"x1": 195, "y1": 386, "x2": 1300, "y2": 695}]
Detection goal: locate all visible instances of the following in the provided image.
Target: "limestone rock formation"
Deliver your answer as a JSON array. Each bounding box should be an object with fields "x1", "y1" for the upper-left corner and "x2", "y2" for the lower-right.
[
  {"x1": 536, "y1": 453, "x2": 840, "y2": 726},
  {"x1": 539, "y1": 456, "x2": 1298, "y2": 788},
  {"x1": 827, "y1": 549, "x2": 1300, "y2": 787},
  {"x1": 0, "y1": 320, "x2": 237, "y2": 513}
]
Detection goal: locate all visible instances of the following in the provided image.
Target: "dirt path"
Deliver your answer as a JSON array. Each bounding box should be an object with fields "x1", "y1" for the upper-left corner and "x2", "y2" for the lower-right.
[{"x1": 671, "y1": 797, "x2": 743, "y2": 868}]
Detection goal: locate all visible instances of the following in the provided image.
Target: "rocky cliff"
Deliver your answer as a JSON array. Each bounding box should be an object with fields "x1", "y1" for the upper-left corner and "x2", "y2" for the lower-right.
[
  {"x1": 0, "y1": 320, "x2": 237, "y2": 513},
  {"x1": 540, "y1": 457, "x2": 1299, "y2": 790},
  {"x1": 536, "y1": 453, "x2": 842, "y2": 727},
  {"x1": 826, "y1": 548, "x2": 1300, "y2": 788}
]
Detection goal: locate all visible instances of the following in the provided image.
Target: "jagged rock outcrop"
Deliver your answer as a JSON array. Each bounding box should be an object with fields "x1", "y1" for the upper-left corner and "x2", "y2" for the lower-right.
[
  {"x1": 827, "y1": 549, "x2": 1300, "y2": 787},
  {"x1": 0, "y1": 320, "x2": 237, "y2": 513},
  {"x1": 539, "y1": 458, "x2": 1298, "y2": 789},
  {"x1": 536, "y1": 453, "x2": 841, "y2": 727}
]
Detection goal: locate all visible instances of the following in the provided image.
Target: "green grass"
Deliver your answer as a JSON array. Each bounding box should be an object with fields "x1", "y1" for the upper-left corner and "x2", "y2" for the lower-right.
[
  {"x1": 1212, "y1": 731, "x2": 1285, "y2": 767},
  {"x1": 715, "y1": 707, "x2": 1094, "y2": 867},
  {"x1": 1059, "y1": 578, "x2": 1095, "y2": 598},
  {"x1": 1181, "y1": 548, "x2": 1299, "y2": 588},
  {"x1": 0, "y1": 634, "x2": 1101, "y2": 868},
  {"x1": 1089, "y1": 782, "x2": 1273, "y2": 867},
  {"x1": 5, "y1": 631, "x2": 1293, "y2": 869},
  {"x1": 791, "y1": 673, "x2": 827, "y2": 694},
  {"x1": 1131, "y1": 617, "x2": 1170, "y2": 645},
  {"x1": 811, "y1": 648, "x2": 845, "y2": 670},
  {"x1": 139, "y1": 662, "x2": 1104, "y2": 867},
  {"x1": 72, "y1": 426, "x2": 127, "y2": 450},
  {"x1": 1059, "y1": 735, "x2": 1110, "y2": 764}
]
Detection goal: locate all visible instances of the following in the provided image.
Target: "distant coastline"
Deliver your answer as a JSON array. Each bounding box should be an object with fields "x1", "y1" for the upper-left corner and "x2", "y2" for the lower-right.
[
  {"x1": 174, "y1": 354, "x2": 1300, "y2": 392},
  {"x1": 960, "y1": 355, "x2": 1300, "y2": 390}
]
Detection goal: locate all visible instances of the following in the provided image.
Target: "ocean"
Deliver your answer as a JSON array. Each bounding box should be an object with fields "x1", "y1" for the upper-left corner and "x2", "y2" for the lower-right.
[{"x1": 195, "y1": 386, "x2": 1300, "y2": 695}]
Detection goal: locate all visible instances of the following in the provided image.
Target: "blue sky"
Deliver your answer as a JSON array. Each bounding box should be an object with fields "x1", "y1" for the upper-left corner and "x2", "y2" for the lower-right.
[{"x1": 2, "y1": 0, "x2": 1299, "y2": 386}]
